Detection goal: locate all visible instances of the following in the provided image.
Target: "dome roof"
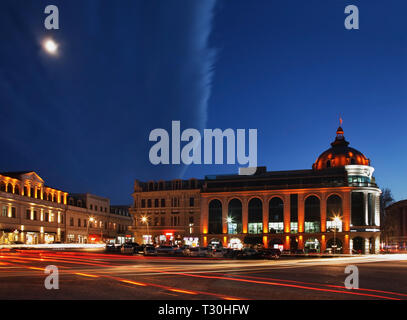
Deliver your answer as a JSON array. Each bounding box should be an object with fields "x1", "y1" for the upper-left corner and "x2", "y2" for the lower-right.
[{"x1": 313, "y1": 126, "x2": 370, "y2": 170}]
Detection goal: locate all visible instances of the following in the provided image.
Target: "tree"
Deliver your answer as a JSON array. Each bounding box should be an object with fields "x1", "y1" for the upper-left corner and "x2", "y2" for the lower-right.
[{"x1": 380, "y1": 188, "x2": 395, "y2": 245}]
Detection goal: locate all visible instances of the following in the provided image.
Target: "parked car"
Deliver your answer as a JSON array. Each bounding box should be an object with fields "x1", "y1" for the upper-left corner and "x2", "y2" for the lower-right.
[
  {"x1": 174, "y1": 245, "x2": 189, "y2": 256},
  {"x1": 105, "y1": 243, "x2": 120, "y2": 253},
  {"x1": 186, "y1": 247, "x2": 209, "y2": 257},
  {"x1": 121, "y1": 242, "x2": 143, "y2": 254},
  {"x1": 208, "y1": 248, "x2": 225, "y2": 258},
  {"x1": 156, "y1": 245, "x2": 176, "y2": 255},
  {"x1": 261, "y1": 248, "x2": 281, "y2": 260},
  {"x1": 223, "y1": 248, "x2": 240, "y2": 259},
  {"x1": 237, "y1": 248, "x2": 261, "y2": 259},
  {"x1": 143, "y1": 245, "x2": 157, "y2": 256}
]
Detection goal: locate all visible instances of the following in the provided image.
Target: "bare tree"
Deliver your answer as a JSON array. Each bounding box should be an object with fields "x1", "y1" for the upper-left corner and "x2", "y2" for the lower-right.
[{"x1": 380, "y1": 188, "x2": 395, "y2": 245}]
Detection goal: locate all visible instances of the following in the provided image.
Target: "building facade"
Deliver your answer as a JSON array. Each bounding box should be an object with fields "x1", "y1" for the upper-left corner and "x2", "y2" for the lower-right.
[
  {"x1": 130, "y1": 179, "x2": 202, "y2": 246},
  {"x1": 131, "y1": 126, "x2": 381, "y2": 254},
  {"x1": 0, "y1": 171, "x2": 133, "y2": 245},
  {"x1": 383, "y1": 200, "x2": 407, "y2": 251},
  {"x1": 201, "y1": 126, "x2": 381, "y2": 254}
]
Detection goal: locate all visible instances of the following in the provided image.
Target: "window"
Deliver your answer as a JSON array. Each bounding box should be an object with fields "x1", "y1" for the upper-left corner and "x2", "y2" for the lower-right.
[
  {"x1": 33, "y1": 211, "x2": 38, "y2": 221},
  {"x1": 26, "y1": 209, "x2": 30, "y2": 220},
  {"x1": 45, "y1": 212, "x2": 49, "y2": 222},
  {"x1": 11, "y1": 207, "x2": 16, "y2": 218},
  {"x1": 161, "y1": 199, "x2": 165, "y2": 207},
  {"x1": 189, "y1": 216, "x2": 194, "y2": 224},
  {"x1": 95, "y1": 205, "x2": 98, "y2": 211},
  {"x1": 189, "y1": 197, "x2": 195, "y2": 207},
  {"x1": 141, "y1": 199, "x2": 146, "y2": 208},
  {"x1": 1, "y1": 206, "x2": 7, "y2": 217},
  {"x1": 160, "y1": 217, "x2": 165, "y2": 226},
  {"x1": 147, "y1": 199, "x2": 152, "y2": 208},
  {"x1": 70, "y1": 218, "x2": 74, "y2": 226},
  {"x1": 90, "y1": 204, "x2": 93, "y2": 210},
  {"x1": 155, "y1": 199, "x2": 159, "y2": 208}
]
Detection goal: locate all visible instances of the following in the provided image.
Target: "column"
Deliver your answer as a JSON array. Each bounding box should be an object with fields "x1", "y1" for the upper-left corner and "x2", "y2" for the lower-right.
[
  {"x1": 343, "y1": 191, "x2": 351, "y2": 232},
  {"x1": 298, "y1": 193, "x2": 304, "y2": 233},
  {"x1": 343, "y1": 234, "x2": 350, "y2": 254},
  {"x1": 364, "y1": 192, "x2": 369, "y2": 226},
  {"x1": 321, "y1": 235, "x2": 326, "y2": 252},
  {"x1": 298, "y1": 235, "x2": 304, "y2": 250},
  {"x1": 242, "y1": 197, "x2": 248, "y2": 234},
  {"x1": 222, "y1": 198, "x2": 228, "y2": 234},
  {"x1": 283, "y1": 194, "x2": 290, "y2": 233},
  {"x1": 201, "y1": 197, "x2": 208, "y2": 235},
  {"x1": 262, "y1": 196, "x2": 268, "y2": 234},
  {"x1": 320, "y1": 193, "x2": 327, "y2": 232}
]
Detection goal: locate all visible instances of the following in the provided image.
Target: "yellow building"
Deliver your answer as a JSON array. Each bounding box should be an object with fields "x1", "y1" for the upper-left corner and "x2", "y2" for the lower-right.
[{"x1": 0, "y1": 171, "x2": 133, "y2": 245}]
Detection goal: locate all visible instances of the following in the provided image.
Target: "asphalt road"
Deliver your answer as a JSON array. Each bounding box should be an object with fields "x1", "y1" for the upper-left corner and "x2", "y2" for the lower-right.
[{"x1": 0, "y1": 249, "x2": 406, "y2": 300}]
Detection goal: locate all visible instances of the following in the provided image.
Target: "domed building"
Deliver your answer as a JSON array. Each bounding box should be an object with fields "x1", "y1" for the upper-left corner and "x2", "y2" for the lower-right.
[
  {"x1": 313, "y1": 126, "x2": 370, "y2": 170},
  {"x1": 131, "y1": 124, "x2": 382, "y2": 254}
]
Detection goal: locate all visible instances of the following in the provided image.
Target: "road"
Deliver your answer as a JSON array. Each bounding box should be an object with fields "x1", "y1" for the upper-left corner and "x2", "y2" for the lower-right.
[{"x1": 0, "y1": 249, "x2": 407, "y2": 300}]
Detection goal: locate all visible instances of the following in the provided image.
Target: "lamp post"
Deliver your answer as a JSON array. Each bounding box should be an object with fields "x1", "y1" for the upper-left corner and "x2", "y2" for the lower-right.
[
  {"x1": 86, "y1": 216, "x2": 94, "y2": 244},
  {"x1": 141, "y1": 216, "x2": 150, "y2": 244}
]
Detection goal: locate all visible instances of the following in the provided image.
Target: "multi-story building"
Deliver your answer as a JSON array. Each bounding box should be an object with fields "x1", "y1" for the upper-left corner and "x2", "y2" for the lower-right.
[
  {"x1": 383, "y1": 200, "x2": 407, "y2": 251},
  {"x1": 0, "y1": 171, "x2": 133, "y2": 245},
  {"x1": 201, "y1": 126, "x2": 381, "y2": 254},
  {"x1": 130, "y1": 179, "x2": 202, "y2": 246},
  {"x1": 0, "y1": 171, "x2": 67, "y2": 244},
  {"x1": 130, "y1": 125, "x2": 382, "y2": 254}
]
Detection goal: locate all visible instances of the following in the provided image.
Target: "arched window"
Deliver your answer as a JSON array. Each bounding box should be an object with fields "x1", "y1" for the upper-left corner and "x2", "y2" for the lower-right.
[
  {"x1": 6, "y1": 183, "x2": 12, "y2": 193},
  {"x1": 326, "y1": 160, "x2": 331, "y2": 168},
  {"x1": 0, "y1": 182, "x2": 6, "y2": 192},
  {"x1": 248, "y1": 198, "x2": 262, "y2": 234},
  {"x1": 326, "y1": 238, "x2": 343, "y2": 254},
  {"x1": 14, "y1": 185, "x2": 20, "y2": 195},
  {"x1": 208, "y1": 199, "x2": 222, "y2": 234},
  {"x1": 326, "y1": 195, "x2": 343, "y2": 232},
  {"x1": 269, "y1": 197, "x2": 284, "y2": 233},
  {"x1": 24, "y1": 186, "x2": 28, "y2": 196},
  {"x1": 304, "y1": 196, "x2": 320, "y2": 233},
  {"x1": 228, "y1": 199, "x2": 242, "y2": 234}
]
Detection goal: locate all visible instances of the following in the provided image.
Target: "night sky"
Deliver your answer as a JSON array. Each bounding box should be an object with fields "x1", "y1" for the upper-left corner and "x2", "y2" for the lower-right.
[{"x1": 1, "y1": 0, "x2": 406, "y2": 204}]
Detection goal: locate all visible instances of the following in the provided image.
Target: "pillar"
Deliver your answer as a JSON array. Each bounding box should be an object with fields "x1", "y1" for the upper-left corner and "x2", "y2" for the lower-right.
[
  {"x1": 284, "y1": 235, "x2": 290, "y2": 250},
  {"x1": 320, "y1": 193, "x2": 327, "y2": 232},
  {"x1": 201, "y1": 197, "x2": 208, "y2": 235},
  {"x1": 242, "y1": 197, "x2": 248, "y2": 234},
  {"x1": 284, "y1": 194, "x2": 290, "y2": 233},
  {"x1": 262, "y1": 197, "x2": 268, "y2": 234},
  {"x1": 343, "y1": 234, "x2": 350, "y2": 254},
  {"x1": 298, "y1": 193, "x2": 304, "y2": 233},
  {"x1": 364, "y1": 192, "x2": 369, "y2": 226},
  {"x1": 321, "y1": 235, "x2": 326, "y2": 252},
  {"x1": 364, "y1": 238, "x2": 370, "y2": 254},
  {"x1": 222, "y1": 199, "x2": 228, "y2": 234},
  {"x1": 343, "y1": 191, "x2": 351, "y2": 232},
  {"x1": 298, "y1": 235, "x2": 304, "y2": 250}
]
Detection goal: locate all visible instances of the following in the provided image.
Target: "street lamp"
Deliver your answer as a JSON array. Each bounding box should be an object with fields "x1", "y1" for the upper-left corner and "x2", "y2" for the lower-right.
[
  {"x1": 86, "y1": 216, "x2": 94, "y2": 243},
  {"x1": 141, "y1": 216, "x2": 150, "y2": 244}
]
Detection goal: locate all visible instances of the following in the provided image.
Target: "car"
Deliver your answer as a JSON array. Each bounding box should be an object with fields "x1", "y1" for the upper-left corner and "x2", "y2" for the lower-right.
[
  {"x1": 237, "y1": 248, "x2": 261, "y2": 259},
  {"x1": 105, "y1": 243, "x2": 120, "y2": 253},
  {"x1": 143, "y1": 246, "x2": 157, "y2": 256},
  {"x1": 208, "y1": 248, "x2": 225, "y2": 258},
  {"x1": 261, "y1": 248, "x2": 281, "y2": 259},
  {"x1": 223, "y1": 248, "x2": 240, "y2": 259},
  {"x1": 186, "y1": 247, "x2": 209, "y2": 257},
  {"x1": 156, "y1": 245, "x2": 176, "y2": 255},
  {"x1": 121, "y1": 242, "x2": 143, "y2": 254},
  {"x1": 174, "y1": 245, "x2": 189, "y2": 256}
]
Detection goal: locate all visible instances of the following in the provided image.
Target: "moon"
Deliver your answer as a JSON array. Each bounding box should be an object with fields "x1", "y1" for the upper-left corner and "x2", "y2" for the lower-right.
[{"x1": 43, "y1": 38, "x2": 58, "y2": 55}]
